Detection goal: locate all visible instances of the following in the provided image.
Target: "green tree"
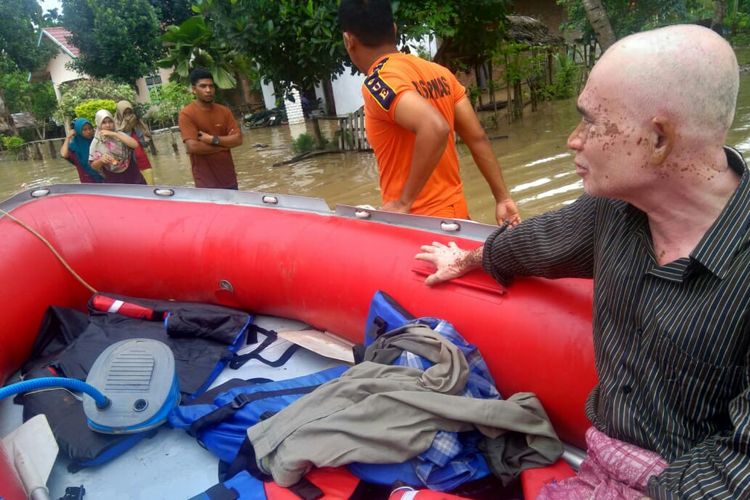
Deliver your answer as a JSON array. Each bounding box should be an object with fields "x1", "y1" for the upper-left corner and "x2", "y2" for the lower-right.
[
  {"x1": 0, "y1": 0, "x2": 53, "y2": 134},
  {"x1": 728, "y1": 0, "x2": 750, "y2": 43},
  {"x1": 396, "y1": 0, "x2": 510, "y2": 72},
  {"x1": 0, "y1": 0, "x2": 51, "y2": 72},
  {"x1": 61, "y1": 0, "x2": 163, "y2": 83},
  {"x1": 42, "y1": 8, "x2": 63, "y2": 27},
  {"x1": 558, "y1": 0, "x2": 693, "y2": 44},
  {"x1": 710, "y1": 0, "x2": 729, "y2": 33},
  {"x1": 0, "y1": 69, "x2": 58, "y2": 139},
  {"x1": 581, "y1": 0, "x2": 617, "y2": 50},
  {"x1": 195, "y1": 0, "x2": 346, "y2": 96},
  {"x1": 29, "y1": 81, "x2": 58, "y2": 138},
  {"x1": 150, "y1": 0, "x2": 194, "y2": 26},
  {"x1": 148, "y1": 81, "x2": 193, "y2": 153},
  {"x1": 148, "y1": 81, "x2": 193, "y2": 127}
]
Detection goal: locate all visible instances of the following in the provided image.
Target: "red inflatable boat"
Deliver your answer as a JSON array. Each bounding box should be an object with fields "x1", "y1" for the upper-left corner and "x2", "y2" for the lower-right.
[{"x1": 0, "y1": 185, "x2": 596, "y2": 498}]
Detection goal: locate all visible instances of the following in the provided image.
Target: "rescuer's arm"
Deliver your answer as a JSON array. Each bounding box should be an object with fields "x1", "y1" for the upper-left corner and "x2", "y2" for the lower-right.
[
  {"x1": 383, "y1": 91, "x2": 450, "y2": 213},
  {"x1": 454, "y1": 97, "x2": 520, "y2": 226}
]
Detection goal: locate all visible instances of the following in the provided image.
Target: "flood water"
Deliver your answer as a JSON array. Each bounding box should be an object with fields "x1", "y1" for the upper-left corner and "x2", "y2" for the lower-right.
[{"x1": 2, "y1": 73, "x2": 750, "y2": 224}]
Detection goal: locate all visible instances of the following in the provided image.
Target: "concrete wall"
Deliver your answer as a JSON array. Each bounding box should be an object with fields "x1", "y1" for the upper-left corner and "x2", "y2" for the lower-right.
[
  {"x1": 262, "y1": 75, "x2": 364, "y2": 116},
  {"x1": 330, "y1": 69, "x2": 365, "y2": 115},
  {"x1": 259, "y1": 81, "x2": 306, "y2": 124},
  {"x1": 510, "y1": 0, "x2": 567, "y2": 34},
  {"x1": 260, "y1": 80, "x2": 277, "y2": 110},
  {"x1": 134, "y1": 67, "x2": 175, "y2": 104},
  {"x1": 284, "y1": 88, "x2": 305, "y2": 125},
  {"x1": 46, "y1": 52, "x2": 87, "y2": 101},
  {"x1": 330, "y1": 34, "x2": 437, "y2": 116}
]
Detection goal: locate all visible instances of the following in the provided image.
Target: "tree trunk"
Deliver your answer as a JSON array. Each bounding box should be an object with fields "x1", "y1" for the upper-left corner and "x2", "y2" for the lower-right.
[
  {"x1": 322, "y1": 80, "x2": 336, "y2": 116},
  {"x1": 311, "y1": 117, "x2": 324, "y2": 148},
  {"x1": 711, "y1": 0, "x2": 726, "y2": 35},
  {"x1": 582, "y1": 0, "x2": 616, "y2": 51},
  {"x1": 0, "y1": 90, "x2": 16, "y2": 136}
]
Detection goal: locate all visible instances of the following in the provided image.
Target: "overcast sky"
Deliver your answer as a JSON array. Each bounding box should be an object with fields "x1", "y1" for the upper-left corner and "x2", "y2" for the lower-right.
[{"x1": 39, "y1": 0, "x2": 62, "y2": 14}]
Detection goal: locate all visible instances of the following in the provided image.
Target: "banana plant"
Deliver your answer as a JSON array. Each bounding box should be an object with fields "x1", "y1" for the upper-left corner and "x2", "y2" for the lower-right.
[{"x1": 158, "y1": 16, "x2": 239, "y2": 89}]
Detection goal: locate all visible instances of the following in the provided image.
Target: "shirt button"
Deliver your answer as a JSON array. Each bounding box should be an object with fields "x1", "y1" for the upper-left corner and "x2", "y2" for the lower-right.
[{"x1": 621, "y1": 385, "x2": 632, "y2": 395}]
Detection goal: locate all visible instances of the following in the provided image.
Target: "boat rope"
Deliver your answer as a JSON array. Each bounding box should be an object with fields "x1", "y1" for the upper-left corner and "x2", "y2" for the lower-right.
[{"x1": 0, "y1": 207, "x2": 98, "y2": 294}]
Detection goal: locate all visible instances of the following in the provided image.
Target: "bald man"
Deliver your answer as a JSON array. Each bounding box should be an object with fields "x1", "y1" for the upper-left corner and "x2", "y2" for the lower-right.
[{"x1": 417, "y1": 25, "x2": 747, "y2": 498}]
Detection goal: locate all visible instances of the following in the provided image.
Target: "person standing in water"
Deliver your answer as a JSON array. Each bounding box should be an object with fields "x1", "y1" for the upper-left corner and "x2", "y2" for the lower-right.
[
  {"x1": 115, "y1": 100, "x2": 154, "y2": 184},
  {"x1": 338, "y1": 0, "x2": 519, "y2": 224},
  {"x1": 60, "y1": 117, "x2": 104, "y2": 184},
  {"x1": 89, "y1": 109, "x2": 146, "y2": 184},
  {"x1": 178, "y1": 68, "x2": 243, "y2": 189}
]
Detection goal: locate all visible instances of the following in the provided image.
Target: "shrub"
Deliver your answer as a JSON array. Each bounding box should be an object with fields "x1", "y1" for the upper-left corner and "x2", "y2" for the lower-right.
[
  {"x1": 74, "y1": 99, "x2": 117, "y2": 123},
  {"x1": 291, "y1": 133, "x2": 315, "y2": 154},
  {"x1": 547, "y1": 53, "x2": 579, "y2": 100},
  {"x1": 1, "y1": 135, "x2": 25, "y2": 151},
  {"x1": 148, "y1": 82, "x2": 193, "y2": 128}
]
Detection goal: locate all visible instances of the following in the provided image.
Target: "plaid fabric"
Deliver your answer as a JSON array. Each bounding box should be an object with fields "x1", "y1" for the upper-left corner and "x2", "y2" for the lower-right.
[
  {"x1": 390, "y1": 317, "x2": 499, "y2": 490},
  {"x1": 539, "y1": 426, "x2": 668, "y2": 499}
]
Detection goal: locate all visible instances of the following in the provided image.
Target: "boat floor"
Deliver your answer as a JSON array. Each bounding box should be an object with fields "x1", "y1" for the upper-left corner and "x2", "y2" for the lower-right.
[{"x1": 0, "y1": 314, "x2": 346, "y2": 499}]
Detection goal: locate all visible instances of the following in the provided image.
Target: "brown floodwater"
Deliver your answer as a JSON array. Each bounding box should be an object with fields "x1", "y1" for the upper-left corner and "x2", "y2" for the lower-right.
[{"x1": 2, "y1": 73, "x2": 749, "y2": 223}]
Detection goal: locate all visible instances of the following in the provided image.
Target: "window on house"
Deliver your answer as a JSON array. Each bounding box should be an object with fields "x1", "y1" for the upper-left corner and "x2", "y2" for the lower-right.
[{"x1": 145, "y1": 73, "x2": 163, "y2": 103}]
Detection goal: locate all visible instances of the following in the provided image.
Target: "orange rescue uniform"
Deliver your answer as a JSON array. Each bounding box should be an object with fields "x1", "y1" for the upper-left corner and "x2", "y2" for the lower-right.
[{"x1": 362, "y1": 53, "x2": 469, "y2": 218}]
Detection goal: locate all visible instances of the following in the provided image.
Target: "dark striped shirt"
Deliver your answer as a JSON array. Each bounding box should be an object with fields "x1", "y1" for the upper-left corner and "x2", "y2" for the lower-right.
[{"x1": 482, "y1": 147, "x2": 750, "y2": 499}]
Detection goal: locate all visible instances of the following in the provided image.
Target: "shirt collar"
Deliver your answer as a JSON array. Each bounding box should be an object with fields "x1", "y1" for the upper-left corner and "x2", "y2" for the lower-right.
[
  {"x1": 689, "y1": 146, "x2": 750, "y2": 279},
  {"x1": 367, "y1": 52, "x2": 401, "y2": 76},
  {"x1": 620, "y1": 147, "x2": 750, "y2": 280}
]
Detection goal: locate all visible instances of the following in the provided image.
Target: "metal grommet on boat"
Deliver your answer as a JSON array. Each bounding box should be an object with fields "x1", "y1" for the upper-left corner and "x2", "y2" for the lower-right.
[
  {"x1": 219, "y1": 280, "x2": 234, "y2": 293},
  {"x1": 154, "y1": 188, "x2": 175, "y2": 197},
  {"x1": 354, "y1": 209, "x2": 371, "y2": 219},
  {"x1": 30, "y1": 188, "x2": 50, "y2": 198},
  {"x1": 262, "y1": 195, "x2": 278, "y2": 205},
  {"x1": 440, "y1": 221, "x2": 461, "y2": 232}
]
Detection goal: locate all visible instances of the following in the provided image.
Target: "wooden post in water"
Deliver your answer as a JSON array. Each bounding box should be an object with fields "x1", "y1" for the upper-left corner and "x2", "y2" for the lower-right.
[
  {"x1": 32, "y1": 142, "x2": 43, "y2": 160},
  {"x1": 169, "y1": 121, "x2": 179, "y2": 154},
  {"x1": 48, "y1": 139, "x2": 57, "y2": 159}
]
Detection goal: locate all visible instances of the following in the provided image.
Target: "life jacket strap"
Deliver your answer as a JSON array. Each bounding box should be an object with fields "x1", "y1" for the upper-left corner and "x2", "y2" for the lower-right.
[
  {"x1": 229, "y1": 327, "x2": 299, "y2": 369},
  {"x1": 188, "y1": 385, "x2": 322, "y2": 438}
]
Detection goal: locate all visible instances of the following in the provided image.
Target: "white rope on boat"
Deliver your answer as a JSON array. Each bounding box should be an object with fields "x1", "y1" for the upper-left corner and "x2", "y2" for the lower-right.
[{"x1": 0, "y1": 207, "x2": 98, "y2": 294}]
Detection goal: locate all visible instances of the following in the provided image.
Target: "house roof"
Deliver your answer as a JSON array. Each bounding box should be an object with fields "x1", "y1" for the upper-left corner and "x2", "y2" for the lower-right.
[
  {"x1": 505, "y1": 15, "x2": 564, "y2": 46},
  {"x1": 11, "y1": 112, "x2": 37, "y2": 129},
  {"x1": 40, "y1": 27, "x2": 79, "y2": 58}
]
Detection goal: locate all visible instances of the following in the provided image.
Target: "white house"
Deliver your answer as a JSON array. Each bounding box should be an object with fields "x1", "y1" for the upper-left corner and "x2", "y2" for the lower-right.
[{"x1": 37, "y1": 27, "x2": 172, "y2": 105}]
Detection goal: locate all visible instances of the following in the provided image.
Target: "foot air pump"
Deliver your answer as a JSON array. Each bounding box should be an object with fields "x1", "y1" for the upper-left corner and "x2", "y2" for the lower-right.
[{"x1": 0, "y1": 339, "x2": 179, "y2": 434}]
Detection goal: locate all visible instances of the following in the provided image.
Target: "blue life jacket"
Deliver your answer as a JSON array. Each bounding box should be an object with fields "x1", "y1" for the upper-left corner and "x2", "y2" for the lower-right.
[
  {"x1": 173, "y1": 367, "x2": 369, "y2": 500},
  {"x1": 169, "y1": 366, "x2": 348, "y2": 463},
  {"x1": 175, "y1": 291, "x2": 496, "y2": 493}
]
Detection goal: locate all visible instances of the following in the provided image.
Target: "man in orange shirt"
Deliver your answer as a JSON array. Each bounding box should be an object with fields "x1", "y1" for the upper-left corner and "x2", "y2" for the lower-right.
[
  {"x1": 338, "y1": 0, "x2": 520, "y2": 225},
  {"x1": 179, "y1": 68, "x2": 243, "y2": 189}
]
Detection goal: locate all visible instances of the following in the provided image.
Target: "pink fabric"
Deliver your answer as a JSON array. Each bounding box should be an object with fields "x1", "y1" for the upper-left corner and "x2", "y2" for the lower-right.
[{"x1": 538, "y1": 427, "x2": 668, "y2": 499}]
